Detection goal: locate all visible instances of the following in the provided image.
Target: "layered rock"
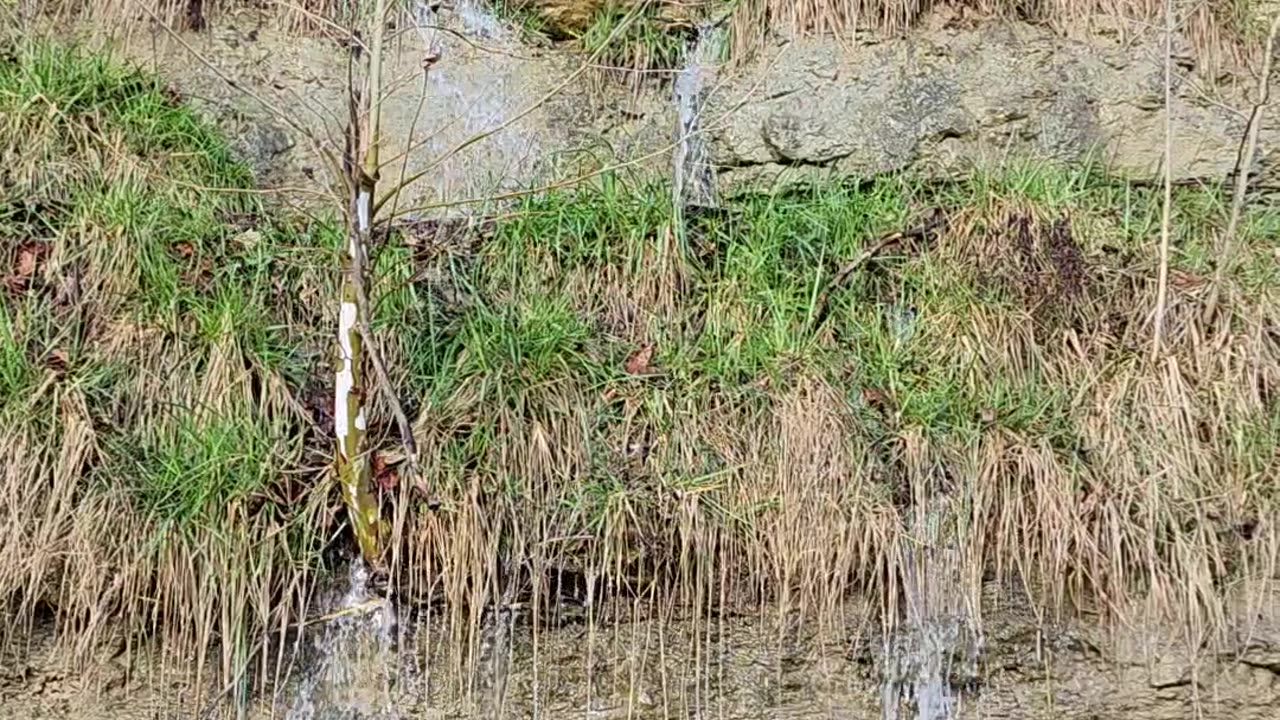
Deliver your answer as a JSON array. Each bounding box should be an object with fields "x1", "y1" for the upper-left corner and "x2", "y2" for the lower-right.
[{"x1": 708, "y1": 17, "x2": 1276, "y2": 188}]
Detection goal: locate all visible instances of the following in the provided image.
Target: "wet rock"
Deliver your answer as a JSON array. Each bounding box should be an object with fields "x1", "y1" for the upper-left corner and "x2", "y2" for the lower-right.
[{"x1": 241, "y1": 123, "x2": 294, "y2": 175}]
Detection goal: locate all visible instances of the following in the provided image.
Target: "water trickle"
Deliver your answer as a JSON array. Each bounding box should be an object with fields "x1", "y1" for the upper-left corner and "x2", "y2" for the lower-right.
[
  {"x1": 286, "y1": 561, "x2": 399, "y2": 720},
  {"x1": 453, "y1": 0, "x2": 506, "y2": 40},
  {"x1": 410, "y1": 0, "x2": 535, "y2": 205},
  {"x1": 881, "y1": 495, "x2": 983, "y2": 720},
  {"x1": 672, "y1": 21, "x2": 723, "y2": 213}
]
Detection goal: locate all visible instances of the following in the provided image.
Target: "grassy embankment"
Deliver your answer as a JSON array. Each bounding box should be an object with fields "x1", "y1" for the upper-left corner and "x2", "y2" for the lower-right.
[{"x1": 2, "y1": 37, "x2": 1278, "y2": 697}]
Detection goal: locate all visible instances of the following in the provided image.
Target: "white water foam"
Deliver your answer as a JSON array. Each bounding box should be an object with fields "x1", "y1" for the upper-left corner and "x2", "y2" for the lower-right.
[
  {"x1": 286, "y1": 562, "x2": 399, "y2": 720},
  {"x1": 672, "y1": 21, "x2": 723, "y2": 212}
]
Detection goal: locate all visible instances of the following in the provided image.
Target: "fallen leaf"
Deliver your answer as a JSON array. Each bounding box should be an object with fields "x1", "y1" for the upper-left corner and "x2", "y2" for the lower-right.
[
  {"x1": 46, "y1": 348, "x2": 69, "y2": 374},
  {"x1": 372, "y1": 452, "x2": 398, "y2": 490},
  {"x1": 624, "y1": 344, "x2": 654, "y2": 375},
  {"x1": 861, "y1": 387, "x2": 889, "y2": 410},
  {"x1": 173, "y1": 242, "x2": 195, "y2": 259},
  {"x1": 15, "y1": 246, "x2": 39, "y2": 277}
]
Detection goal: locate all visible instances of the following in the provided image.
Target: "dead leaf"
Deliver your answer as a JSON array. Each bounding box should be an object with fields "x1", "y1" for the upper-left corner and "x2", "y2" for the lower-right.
[
  {"x1": 46, "y1": 348, "x2": 69, "y2": 374},
  {"x1": 173, "y1": 242, "x2": 195, "y2": 259},
  {"x1": 15, "y1": 245, "x2": 39, "y2": 277},
  {"x1": 624, "y1": 344, "x2": 654, "y2": 375},
  {"x1": 372, "y1": 452, "x2": 398, "y2": 490},
  {"x1": 861, "y1": 387, "x2": 889, "y2": 410}
]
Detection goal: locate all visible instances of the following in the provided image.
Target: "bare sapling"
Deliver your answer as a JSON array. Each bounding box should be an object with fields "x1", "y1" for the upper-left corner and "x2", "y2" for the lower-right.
[
  {"x1": 335, "y1": 0, "x2": 430, "y2": 567},
  {"x1": 1203, "y1": 12, "x2": 1280, "y2": 324}
]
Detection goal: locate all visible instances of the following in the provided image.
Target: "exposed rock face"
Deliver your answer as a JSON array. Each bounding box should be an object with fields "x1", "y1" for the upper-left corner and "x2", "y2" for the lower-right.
[
  {"x1": 120, "y1": 7, "x2": 1278, "y2": 213},
  {"x1": 709, "y1": 17, "x2": 1276, "y2": 189}
]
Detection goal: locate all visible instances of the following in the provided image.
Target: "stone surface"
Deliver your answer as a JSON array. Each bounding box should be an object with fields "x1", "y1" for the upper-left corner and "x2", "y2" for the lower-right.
[
  {"x1": 707, "y1": 16, "x2": 1277, "y2": 189},
  {"x1": 118, "y1": 6, "x2": 668, "y2": 214}
]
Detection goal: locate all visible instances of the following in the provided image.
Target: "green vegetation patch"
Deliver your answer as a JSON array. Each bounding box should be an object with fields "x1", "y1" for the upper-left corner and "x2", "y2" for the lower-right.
[{"x1": 1, "y1": 39, "x2": 333, "y2": 668}]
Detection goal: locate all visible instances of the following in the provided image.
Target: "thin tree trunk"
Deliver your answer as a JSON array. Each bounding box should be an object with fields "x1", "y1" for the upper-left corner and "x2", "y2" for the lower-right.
[
  {"x1": 335, "y1": 0, "x2": 391, "y2": 566},
  {"x1": 335, "y1": 177, "x2": 382, "y2": 563}
]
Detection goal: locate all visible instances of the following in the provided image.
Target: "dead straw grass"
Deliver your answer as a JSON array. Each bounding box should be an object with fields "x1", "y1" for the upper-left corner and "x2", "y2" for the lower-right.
[{"x1": 3, "y1": 24, "x2": 1278, "y2": 714}]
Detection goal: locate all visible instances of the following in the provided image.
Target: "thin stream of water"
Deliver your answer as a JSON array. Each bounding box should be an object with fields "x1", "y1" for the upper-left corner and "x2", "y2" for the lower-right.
[
  {"x1": 672, "y1": 21, "x2": 722, "y2": 213},
  {"x1": 286, "y1": 562, "x2": 398, "y2": 720},
  {"x1": 881, "y1": 491, "x2": 983, "y2": 720}
]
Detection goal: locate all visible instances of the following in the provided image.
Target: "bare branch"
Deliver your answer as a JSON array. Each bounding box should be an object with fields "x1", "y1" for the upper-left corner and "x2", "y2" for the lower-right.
[
  {"x1": 1152, "y1": 0, "x2": 1175, "y2": 360},
  {"x1": 138, "y1": 3, "x2": 350, "y2": 208},
  {"x1": 1203, "y1": 12, "x2": 1280, "y2": 324}
]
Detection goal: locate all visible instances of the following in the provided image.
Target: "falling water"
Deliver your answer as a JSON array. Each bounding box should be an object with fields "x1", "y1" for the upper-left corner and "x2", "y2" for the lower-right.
[
  {"x1": 285, "y1": 561, "x2": 399, "y2": 720},
  {"x1": 410, "y1": 0, "x2": 536, "y2": 204},
  {"x1": 672, "y1": 21, "x2": 723, "y2": 213},
  {"x1": 453, "y1": 0, "x2": 506, "y2": 40},
  {"x1": 880, "y1": 493, "x2": 983, "y2": 720}
]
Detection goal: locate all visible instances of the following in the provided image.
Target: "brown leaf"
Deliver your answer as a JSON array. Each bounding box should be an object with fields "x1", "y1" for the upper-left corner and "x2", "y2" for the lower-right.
[
  {"x1": 46, "y1": 348, "x2": 69, "y2": 374},
  {"x1": 624, "y1": 344, "x2": 654, "y2": 375},
  {"x1": 861, "y1": 387, "x2": 889, "y2": 410},
  {"x1": 173, "y1": 242, "x2": 195, "y2": 259},
  {"x1": 15, "y1": 245, "x2": 39, "y2": 278},
  {"x1": 372, "y1": 452, "x2": 398, "y2": 490}
]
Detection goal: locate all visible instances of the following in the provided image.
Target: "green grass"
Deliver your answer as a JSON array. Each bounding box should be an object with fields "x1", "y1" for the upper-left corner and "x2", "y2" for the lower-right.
[
  {"x1": 1, "y1": 39, "x2": 334, "y2": 684},
  {"x1": 580, "y1": 2, "x2": 689, "y2": 82},
  {"x1": 4, "y1": 32, "x2": 1280, "y2": 711}
]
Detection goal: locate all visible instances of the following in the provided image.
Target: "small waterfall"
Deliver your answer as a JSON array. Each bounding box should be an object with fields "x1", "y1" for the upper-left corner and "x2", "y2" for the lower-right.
[
  {"x1": 454, "y1": 0, "x2": 506, "y2": 40},
  {"x1": 411, "y1": 0, "x2": 533, "y2": 206},
  {"x1": 285, "y1": 561, "x2": 399, "y2": 720},
  {"x1": 881, "y1": 494, "x2": 983, "y2": 720},
  {"x1": 672, "y1": 21, "x2": 723, "y2": 213}
]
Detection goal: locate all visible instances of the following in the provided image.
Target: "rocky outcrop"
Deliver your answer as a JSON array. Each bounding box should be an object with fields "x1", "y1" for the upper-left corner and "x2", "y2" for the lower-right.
[{"x1": 709, "y1": 16, "x2": 1276, "y2": 188}]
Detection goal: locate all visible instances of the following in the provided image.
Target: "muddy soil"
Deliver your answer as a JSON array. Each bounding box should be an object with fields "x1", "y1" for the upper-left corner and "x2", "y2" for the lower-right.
[{"x1": 5, "y1": 582, "x2": 1280, "y2": 719}]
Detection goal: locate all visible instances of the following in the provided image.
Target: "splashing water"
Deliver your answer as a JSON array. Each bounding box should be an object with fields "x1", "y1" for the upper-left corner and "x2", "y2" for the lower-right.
[
  {"x1": 286, "y1": 562, "x2": 399, "y2": 720},
  {"x1": 881, "y1": 495, "x2": 983, "y2": 720},
  {"x1": 454, "y1": 0, "x2": 506, "y2": 40},
  {"x1": 672, "y1": 21, "x2": 723, "y2": 212},
  {"x1": 410, "y1": 0, "x2": 536, "y2": 207}
]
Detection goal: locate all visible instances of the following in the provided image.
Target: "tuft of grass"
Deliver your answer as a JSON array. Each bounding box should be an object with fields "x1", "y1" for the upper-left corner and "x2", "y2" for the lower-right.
[
  {"x1": 0, "y1": 38, "x2": 334, "y2": 703},
  {"x1": 580, "y1": 2, "x2": 691, "y2": 89}
]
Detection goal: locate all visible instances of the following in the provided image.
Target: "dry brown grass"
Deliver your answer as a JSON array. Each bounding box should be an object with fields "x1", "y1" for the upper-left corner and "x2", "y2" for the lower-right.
[
  {"x1": 372, "y1": 172, "x2": 1280, "y2": 702},
  {"x1": 3, "y1": 17, "x2": 1279, "y2": 716},
  {"x1": 728, "y1": 0, "x2": 1253, "y2": 63}
]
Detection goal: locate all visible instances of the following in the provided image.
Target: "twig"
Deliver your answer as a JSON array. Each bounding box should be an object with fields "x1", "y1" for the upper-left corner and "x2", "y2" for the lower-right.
[
  {"x1": 138, "y1": 3, "x2": 349, "y2": 209},
  {"x1": 1203, "y1": 12, "x2": 1280, "y2": 324},
  {"x1": 811, "y1": 207, "x2": 946, "y2": 329},
  {"x1": 1152, "y1": 0, "x2": 1175, "y2": 360}
]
